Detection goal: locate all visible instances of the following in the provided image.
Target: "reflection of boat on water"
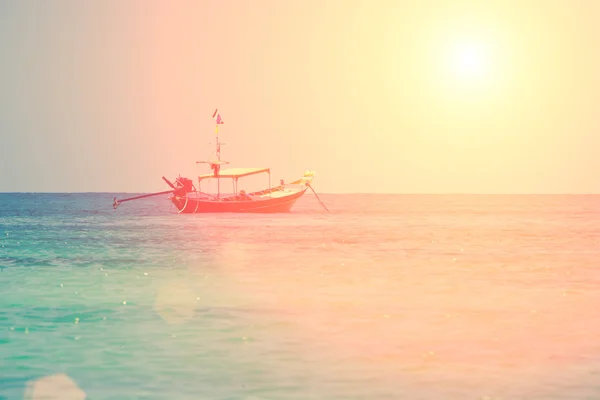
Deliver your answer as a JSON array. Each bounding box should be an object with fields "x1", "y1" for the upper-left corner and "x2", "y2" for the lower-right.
[{"x1": 113, "y1": 109, "x2": 329, "y2": 214}]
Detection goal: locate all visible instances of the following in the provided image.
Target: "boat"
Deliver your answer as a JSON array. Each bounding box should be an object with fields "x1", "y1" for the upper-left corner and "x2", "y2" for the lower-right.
[{"x1": 112, "y1": 109, "x2": 328, "y2": 213}]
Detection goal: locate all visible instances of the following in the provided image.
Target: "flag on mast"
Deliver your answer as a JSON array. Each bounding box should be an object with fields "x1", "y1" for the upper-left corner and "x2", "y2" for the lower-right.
[
  {"x1": 212, "y1": 108, "x2": 224, "y2": 134},
  {"x1": 212, "y1": 109, "x2": 224, "y2": 124}
]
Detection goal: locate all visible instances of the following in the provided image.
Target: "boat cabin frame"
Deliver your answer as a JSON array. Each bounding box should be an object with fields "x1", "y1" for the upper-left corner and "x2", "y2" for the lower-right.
[{"x1": 197, "y1": 166, "x2": 271, "y2": 199}]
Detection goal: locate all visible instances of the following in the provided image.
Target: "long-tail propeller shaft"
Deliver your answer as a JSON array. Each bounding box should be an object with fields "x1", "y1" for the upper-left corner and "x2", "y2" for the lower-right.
[
  {"x1": 113, "y1": 190, "x2": 174, "y2": 210},
  {"x1": 113, "y1": 176, "x2": 185, "y2": 209}
]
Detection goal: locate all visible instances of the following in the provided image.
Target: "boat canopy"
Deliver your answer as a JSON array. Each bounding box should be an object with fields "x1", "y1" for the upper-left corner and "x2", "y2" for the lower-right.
[{"x1": 198, "y1": 167, "x2": 270, "y2": 181}]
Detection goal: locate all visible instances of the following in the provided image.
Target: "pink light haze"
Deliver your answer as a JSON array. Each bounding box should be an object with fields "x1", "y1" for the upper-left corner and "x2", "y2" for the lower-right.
[{"x1": 1, "y1": 0, "x2": 600, "y2": 193}]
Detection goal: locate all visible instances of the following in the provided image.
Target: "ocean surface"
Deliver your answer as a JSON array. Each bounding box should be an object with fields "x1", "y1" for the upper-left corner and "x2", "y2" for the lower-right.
[{"x1": 1, "y1": 193, "x2": 600, "y2": 400}]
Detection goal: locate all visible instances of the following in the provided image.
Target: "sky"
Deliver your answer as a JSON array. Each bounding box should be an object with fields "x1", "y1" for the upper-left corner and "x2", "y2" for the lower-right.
[{"x1": 1, "y1": 0, "x2": 599, "y2": 193}]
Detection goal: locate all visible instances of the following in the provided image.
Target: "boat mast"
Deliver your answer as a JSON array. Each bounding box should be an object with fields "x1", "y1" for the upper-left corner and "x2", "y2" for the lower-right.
[
  {"x1": 212, "y1": 109, "x2": 225, "y2": 199},
  {"x1": 216, "y1": 133, "x2": 221, "y2": 198}
]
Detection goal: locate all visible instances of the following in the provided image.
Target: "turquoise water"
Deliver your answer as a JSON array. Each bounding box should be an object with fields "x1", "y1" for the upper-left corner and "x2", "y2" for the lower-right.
[{"x1": 2, "y1": 193, "x2": 600, "y2": 399}]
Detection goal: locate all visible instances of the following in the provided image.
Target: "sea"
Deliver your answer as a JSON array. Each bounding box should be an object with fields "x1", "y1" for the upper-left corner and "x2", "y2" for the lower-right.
[{"x1": 1, "y1": 192, "x2": 600, "y2": 400}]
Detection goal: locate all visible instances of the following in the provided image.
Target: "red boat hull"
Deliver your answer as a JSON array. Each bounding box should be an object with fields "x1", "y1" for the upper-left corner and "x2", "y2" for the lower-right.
[{"x1": 170, "y1": 187, "x2": 308, "y2": 213}]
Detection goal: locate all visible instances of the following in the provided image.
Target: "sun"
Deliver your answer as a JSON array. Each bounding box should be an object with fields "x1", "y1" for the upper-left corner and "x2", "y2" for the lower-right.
[{"x1": 449, "y1": 40, "x2": 490, "y2": 83}]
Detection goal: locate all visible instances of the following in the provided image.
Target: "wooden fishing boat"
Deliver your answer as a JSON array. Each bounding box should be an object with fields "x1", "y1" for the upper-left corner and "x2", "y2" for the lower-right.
[{"x1": 113, "y1": 110, "x2": 328, "y2": 213}]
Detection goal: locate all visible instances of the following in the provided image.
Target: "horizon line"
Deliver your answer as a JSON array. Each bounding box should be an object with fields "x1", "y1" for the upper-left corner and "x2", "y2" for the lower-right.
[{"x1": 1, "y1": 191, "x2": 599, "y2": 196}]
